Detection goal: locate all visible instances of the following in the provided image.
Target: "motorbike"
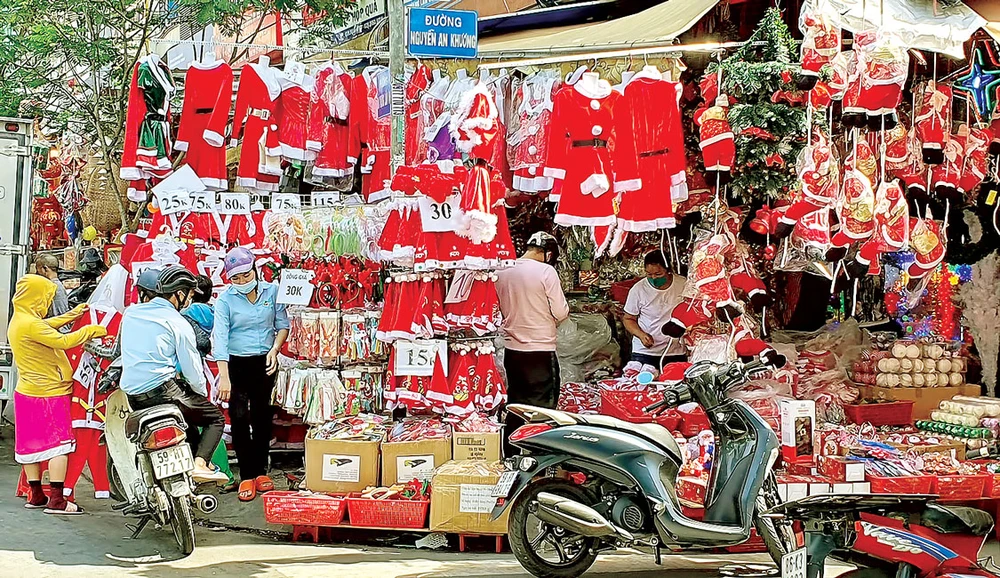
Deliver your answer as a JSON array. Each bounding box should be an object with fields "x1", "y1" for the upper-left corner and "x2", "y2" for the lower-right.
[
  {"x1": 492, "y1": 359, "x2": 799, "y2": 578},
  {"x1": 768, "y1": 494, "x2": 998, "y2": 578},
  {"x1": 89, "y1": 343, "x2": 217, "y2": 555}
]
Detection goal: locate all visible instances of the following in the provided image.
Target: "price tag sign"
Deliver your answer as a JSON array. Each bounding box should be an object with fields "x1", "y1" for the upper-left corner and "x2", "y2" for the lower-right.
[
  {"x1": 312, "y1": 191, "x2": 340, "y2": 207},
  {"x1": 418, "y1": 193, "x2": 463, "y2": 232},
  {"x1": 73, "y1": 351, "x2": 100, "y2": 390},
  {"x1": 272, "y1": 193, "x2": 301, "y2": 213},
  {"x1": 154, "y1": 189, "x2": 193, "y2": 216},
  {"x1": 189, "y1": 192, "x2": 215, "y2": 213},
  {"x1": 394, "y1": 339, "x2": 447, "y2": 377},
  {"x1": 277, "y1": 268, "x2": 316, "y2": 306},
  {"x1": 217, "y1": 192, "x2": 251, "y2": 215}
]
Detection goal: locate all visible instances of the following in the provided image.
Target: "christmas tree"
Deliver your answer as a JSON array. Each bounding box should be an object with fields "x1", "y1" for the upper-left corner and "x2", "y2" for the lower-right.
[{"x1": 708, "y1": 8, "x2": 808, "y2": 204}]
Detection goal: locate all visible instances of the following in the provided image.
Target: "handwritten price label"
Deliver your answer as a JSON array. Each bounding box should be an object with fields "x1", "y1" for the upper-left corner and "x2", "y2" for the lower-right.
[
  {"x1": 73, "y1": 351, "x2": 100, "y2": 390},
  {"x1": 277, "y1": 268, "x2": 315, "y2": 306},
  {"x1": 217, "y1": 192, "x2": 250, "y2": 215},
  {"x1": 418, "y1": 193, "x2": 463, "y2": 232},
  {"x1": 393, "y1": 339, "x2": 447, "y2": 377},
  {"x1": 312, "y1": 191, "x2": 340, "y2": 207},
  {"x1": 155, "y1": 189, "x2": 192, "y2": 216},
  {"x1": 272, "y1": 193, "x2": 301, "y2": 213},
  {"x1": 189, "y1": 192, "x2": 215, "y2": 213}
]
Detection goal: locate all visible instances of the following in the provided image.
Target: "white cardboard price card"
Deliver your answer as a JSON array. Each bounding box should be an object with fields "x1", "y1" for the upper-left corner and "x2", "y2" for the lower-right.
[
  {"x1": 217, "y1": 192, "x2": 251, "y2": 215},
  {"x1": 189, "y1": 191, "x2": 215, "y2": 213},
  {"x1": 393, "y1": 339, "x2": 447, "y2": 377},
  {"x1": 154, "y1": 189, "x2": 192, "y2": 216},
  {"x1": 73, "y1": 351, "x2": 100, "y2": 390},
  {"x1": 418, "y1": 193, "x2": 463, "y2": 232},
  {"x1": 312, "y1": 191, "x2": 340, "y2": 207},
  {"x1": 272, "y1": 193, "x2": 301, "y2": 213},
  {"x1": 277, "y1": 268, "x2": 315, "y2": 306}
]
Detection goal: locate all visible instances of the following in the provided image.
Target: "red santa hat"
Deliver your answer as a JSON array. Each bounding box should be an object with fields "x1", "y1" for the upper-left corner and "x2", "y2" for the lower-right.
[
  {"x1": 735, "y1": 338, "x2": 787, "y2": 369},
  {"x1": 449, "y1": 83, "x2": 499, "y2": 161},
  {"x1": 663, "y1": 299, "x2": 713, "y2": 338},
  {"x1": 658, "y1": 362, "x2": 692, "y2": 385},
  {"x1": 730, "y1": 272, "x2": 770, "y2": 312}
]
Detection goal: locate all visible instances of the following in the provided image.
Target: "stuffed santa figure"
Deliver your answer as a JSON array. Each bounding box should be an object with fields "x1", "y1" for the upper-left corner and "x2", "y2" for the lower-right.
[
  {"x1": 662, "y1": 299, "x2": 714, "y2": 338},
  {"x1": 848, "y1": 30, "x2": 909, "y2": 130},
  {"x1": 856, "y1": 180, "x2": 908, "y2": 275},
  {"x1": 932, "y1": 134, "x2": 965, "y2": 200},
  {"x1": 831, "y1": 168, "x2": 876, "y2": 250},
  {"x1": 798, "y1": 1, "x2": 841, "y2": 90},
  {"x1": 696, "y1": 95, "x2": 735, "y2": 183},
  {"x1": 689, "y1": 233, "x2": 741, "y2": 322},
  {"x1": 777, "y1": 128, "x2": 839, "y2": 237},
  {"x1": 908, "y1": 216, "x2": 946, "y2": 279},
  {"x1": 959, "y1": 126, "x2": 994, "y2": 196},
  {"x1": 914, "y1": 81, "x2": 952, "y2": 165}
]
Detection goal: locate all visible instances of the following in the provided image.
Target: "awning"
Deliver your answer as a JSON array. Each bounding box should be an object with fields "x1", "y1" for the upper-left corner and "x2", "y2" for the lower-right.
[
  {"x1": 964, "y1": 0, "x2": 1000, "y2": 43},
  {"x1": 479, "y1": 0, "x2": 719, "y2": 56}
]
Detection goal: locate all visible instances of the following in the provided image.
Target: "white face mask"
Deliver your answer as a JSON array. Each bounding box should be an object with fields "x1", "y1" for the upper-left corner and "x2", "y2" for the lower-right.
[{"x1": 232, "y1": 278, "x2": 257, "y2": 295}]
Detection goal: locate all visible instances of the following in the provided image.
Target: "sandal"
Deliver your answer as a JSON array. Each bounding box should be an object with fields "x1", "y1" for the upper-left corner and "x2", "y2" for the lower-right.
[
  {"x1": 255, "y1": 475, "x2": 275, "y2": 493},
  {"x1": 45, "y1": 501, "x2": 84, "y2": 515},
  {"x1": 238, "y1": 480, "x2": 257, "y2": 502},
  {"x1": 24, "y1": 501, "x2": 47, "y2": 510}
]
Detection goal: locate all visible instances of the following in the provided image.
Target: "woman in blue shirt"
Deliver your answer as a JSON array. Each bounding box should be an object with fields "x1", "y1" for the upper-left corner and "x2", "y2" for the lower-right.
[{"x1": 214, "y1": 247, "x2": 290, "y2": 501}]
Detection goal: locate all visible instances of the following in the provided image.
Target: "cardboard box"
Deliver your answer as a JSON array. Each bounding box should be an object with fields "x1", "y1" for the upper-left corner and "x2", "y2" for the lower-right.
[
  {"x1": 832, "y1": 483, "x2": 854, "y2": 494},
  {"x1": 808, "y1": 482, "x2": 831, "y2": 496},
  {"x1": 430, "y1": 460, "x2": 509, "y2": 534},
  {"x1": 780, "y1": 400, "x2": 816, "y2": 464},
  {"x1": 860, "y1": 385, "x2": 981, "y2": 420},
  {"x1": 820, "y1": 456, "x2": 866, "y2": 482},
  {"x1": 381, "y1": 438, "x2": 452, "y2": 485},
  {"x1": 305, "y1": 436, "x2": 381, "y2": 493},
  {"x1": 853, "y1": 482, "x2": 871, "y2": 493},
  {"x1": 452, "y1": 431, "x2": 501, "y2": 462}
]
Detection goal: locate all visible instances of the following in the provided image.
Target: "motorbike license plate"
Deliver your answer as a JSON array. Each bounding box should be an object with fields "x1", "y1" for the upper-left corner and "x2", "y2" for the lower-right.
[
  {"x1": 780, "y1": 548, "x2": 807, "y2": 578},
  {"x1": 492, "y1": 470, "x2": 518, "y2": 497},
  {"x1": 151, "y1": 445, "x2": 194, "y2": 480}
]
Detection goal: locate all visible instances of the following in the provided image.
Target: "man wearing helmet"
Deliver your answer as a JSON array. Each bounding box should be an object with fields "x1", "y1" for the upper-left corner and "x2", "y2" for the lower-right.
[{"x1": 119, "y1": 266, "x2": 227, "y2": 483}]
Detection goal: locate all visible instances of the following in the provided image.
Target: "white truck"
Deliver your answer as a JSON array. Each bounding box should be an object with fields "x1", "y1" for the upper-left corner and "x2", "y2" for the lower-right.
[{"x1": 0, "y1": 117, "x2": 34, "y2": 403}]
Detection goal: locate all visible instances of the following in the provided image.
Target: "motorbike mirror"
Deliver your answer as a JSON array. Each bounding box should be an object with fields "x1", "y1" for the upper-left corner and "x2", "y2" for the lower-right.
[{"x1": 637, "y1": 371, "x2": 654, "y2": 385}]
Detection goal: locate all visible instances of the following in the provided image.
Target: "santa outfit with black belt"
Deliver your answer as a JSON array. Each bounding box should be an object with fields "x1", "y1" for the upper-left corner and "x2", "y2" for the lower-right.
[
  {"x1": 231, "y1": 57, "x2": 283, "y2": 192},
  {"x1": 176, "y1": 59, "x2": 232, "y2": 190}
]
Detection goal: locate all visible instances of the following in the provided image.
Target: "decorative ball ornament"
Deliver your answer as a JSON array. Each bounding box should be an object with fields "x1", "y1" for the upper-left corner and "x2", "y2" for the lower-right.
[{"x1": 946, "y1": 38, "x2": 1000, "y2": 122}]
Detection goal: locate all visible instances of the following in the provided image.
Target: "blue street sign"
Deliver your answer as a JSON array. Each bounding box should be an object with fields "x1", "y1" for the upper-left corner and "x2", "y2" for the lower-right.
[
  {"x1": 407, "y1": 8, "x2": 478, "y2": 59},
  {"x1": 374, "y1": 68, "x2": 391, "y2": 119}
]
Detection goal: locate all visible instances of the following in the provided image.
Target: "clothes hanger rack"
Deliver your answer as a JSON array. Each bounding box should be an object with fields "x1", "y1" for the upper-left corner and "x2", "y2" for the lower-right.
[{"x1": 149, "y1": 37, "x2": 388, "y2": 60}]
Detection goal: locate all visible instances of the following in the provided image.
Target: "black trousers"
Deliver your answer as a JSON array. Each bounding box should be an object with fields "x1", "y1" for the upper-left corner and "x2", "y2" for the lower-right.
[
  {"x1": 228, "y1": 355, "x2": 275, "y2": 480},
  {"x1": 502, "y1": 349, "x2": 560, "y2": 458},
  {"x1": 128, "y1": 380, "x2": 225, "y2": 463}
]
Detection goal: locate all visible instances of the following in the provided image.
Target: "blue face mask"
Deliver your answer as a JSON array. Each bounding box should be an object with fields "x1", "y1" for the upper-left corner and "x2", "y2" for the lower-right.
[{"x1": 232, "y1": 279, "x2": 257, "y2": 295}]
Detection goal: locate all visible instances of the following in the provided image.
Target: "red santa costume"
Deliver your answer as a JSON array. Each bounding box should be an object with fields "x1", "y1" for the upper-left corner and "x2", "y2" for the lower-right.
[
  {"x1": 405, "y1": 64, "x2": 433, "y2": 165},
  {"x1": 231, "y1": 59, "x2": 283, "y2": 192},
  {"x1": 914, "y1": 81, "x2": 952, "y2": 165},
  {"x1": 615, "y1": 67, "x2": 688, "y2": 231},
  {"x1": 176, "y1": 60, "x2": 232, "y2": 190},
  {"x1": 121, "y1": 54, "x2": 175, "y2": 184},
  {"x1": 450, "y1": 82, "x2": 504, "y2": 243},
  {"x1": 546, "y1": 73, "x2": 639, "y2": 227},
  {"x1": 350, "y1": 68, "x2": 392, "y2": 202},
  {"x1": 511, "y1": 74, "x2": 559, "y2": 193},
  {"x1": 275, "y1": 68, "x2": 317, "y2": 162},
  {"x1": 307, "y1": 63, "x2": 353, "y2": 177}
]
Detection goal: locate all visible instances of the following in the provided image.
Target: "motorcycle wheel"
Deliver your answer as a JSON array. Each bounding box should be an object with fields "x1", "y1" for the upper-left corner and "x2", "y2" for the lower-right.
[
  {"x1": 509, "y1": 479, "x2": 599, "y2": 578},
  {"x1": 168, "y1": 494, "x2": 196, "y2": 555},
  {"x1": 755, "y1": 473, "x2": 798, "y2": 566},
  {"x1": 107, "y1": 461, "x2": 125, "y2": 503}
]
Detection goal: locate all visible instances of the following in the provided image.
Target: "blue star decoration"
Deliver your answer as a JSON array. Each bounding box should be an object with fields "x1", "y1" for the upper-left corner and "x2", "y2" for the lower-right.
[{"x1": 948, "y1": 38, "x2": 1000, "y2": 122}]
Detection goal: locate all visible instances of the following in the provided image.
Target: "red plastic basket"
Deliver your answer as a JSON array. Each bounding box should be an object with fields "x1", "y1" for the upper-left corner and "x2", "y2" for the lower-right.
[
  {"x1": 600, "y1": 390, "x2": 681, "y2": 431},
  {"x1": 345, "y1": 495, "x2": 430, "y2": 529},
  {"x1": 263, "y1": 491, "x2": 347, "y2": 526},
  {"x1": 844, "y1": 401, "x2": 915, "y2": 427},
  {"x1": 933, "y1": 475, "x2": 989, "y2": 501},
  {"x1": 868, "y1": 474, "x2": 935, "y2": 494}
]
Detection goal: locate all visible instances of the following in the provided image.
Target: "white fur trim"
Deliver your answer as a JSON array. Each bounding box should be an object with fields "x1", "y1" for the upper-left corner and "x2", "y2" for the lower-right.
[
  {"x1": 95, "y1": 491, "x2": 110, "y2": 499},
  {"x1": 699, "y1": 132, "x2": 734, "y2": 148},
  {"x1": 573, "y1": 78, "x2": 613, "y2": 99},
  {"x1": 460, "y1": 210, "x2": 499, "y2": 244},
  {"x1": 173, "y1": 140, "x2": 189, "y2": 152},
  {"x1": 203, "y1": 130, "x2": 225, "y2": 148},
  {"x1": 120, "y1": 167, "x2": 142, "y2": 180},
  {"x1": 592, "y1": 222, "x2": 615, "y2": 259},
  {"x1": 201, "y1": 176, "x2": 228, "y2": 190},
  {"x1": 544, "y1": 167, "x2": 566, "y2": 180},
  {"x1": 127, "y1": 187, "x2": 146, "y2": 203},
  {"x1": 279, "y1": 143, "x2": 317, "y2": 162},
  {"x1": 347, "y1": 156, "x2": 358, "y2": 165},
  {"x1": 554, "y1": 213, "x2": 616, "y2": 227},
  {"x1": 15, "y1": 441, "x2": 76, "y2": 464},
  {"x1": 619, "y1": 217, "x2": 676, "y2": 232},
  {"x1": 613, "y1": 178, "x2": 642, "y2": 193},
  {"x1": 580, "y1": 173, "x2": 611, "y2": 196},
  {"x1": 313, "y1": 166, "x2": 349, "y2": 177},
  {"x1": 306, "y1": 139, "x2": 323, "y2": 152}
]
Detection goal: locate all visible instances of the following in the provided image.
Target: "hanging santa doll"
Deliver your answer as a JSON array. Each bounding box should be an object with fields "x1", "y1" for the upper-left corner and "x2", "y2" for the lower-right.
[
  {"x1": 776, "y1": 128, "x2": 839, "y2": 237},
  {"x1": 695, "y1": 90, "x2": 735, "y2": 185},
  {"x1": 856, "y1": 179, "x2": 908, "y2": 275},
  {"x1": 908, "y1": 216, "x2": 946, "y2": 279},
  {"x1": 798, "y1": 1, "x2": 841, "y2": 90},
  {"x1": 913, "y1": 81, "x2": 952, "y2": 165}
]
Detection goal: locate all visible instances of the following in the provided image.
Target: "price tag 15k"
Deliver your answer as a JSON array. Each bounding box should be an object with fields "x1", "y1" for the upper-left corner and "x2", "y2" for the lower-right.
[
  {"x1": 394, "y1": 339, "x2": 447, "y2": 377},
  {"x1": 217, "y1": 192, "x2": 251, "y2": 215},
  {"x1": 418, "y1": 193, "x2": 463, "y2": 232},
  {"x1": 154, "y1": 189, "x2": 193, "y2": 216}
]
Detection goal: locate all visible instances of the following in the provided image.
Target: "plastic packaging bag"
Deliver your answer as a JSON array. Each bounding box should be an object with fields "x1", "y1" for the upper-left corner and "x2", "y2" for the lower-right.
[{"x1": 557, "y1": 313, "x2": 612, "y2": 384}]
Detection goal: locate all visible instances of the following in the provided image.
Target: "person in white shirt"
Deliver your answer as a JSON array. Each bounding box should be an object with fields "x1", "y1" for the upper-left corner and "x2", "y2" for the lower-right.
[{"x1": 623, "y1": 250, "x2": 687, "y2": 369}]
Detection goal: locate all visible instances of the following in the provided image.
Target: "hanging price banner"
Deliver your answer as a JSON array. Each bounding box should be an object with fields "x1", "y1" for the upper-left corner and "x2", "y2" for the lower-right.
[
  {"x1": 277, "y1": 268, "x2": 316, "y2": 306},
  {"x1": 217, "y1": 192, "x2": 251, "y2": 215},
  {"x1": 394, "y1": 339, "x2": 447, "y2": 377},
  {"x1": 73, "y1": 351, "x2": 100, "y2": 390},
  {"x1": 418, "y1": 193, "x2": 463, "y2": 232},
  {"x1": 154, "y1": 189, "x2": 193, "y2": 216},
  {"x1": 189, "y1": 192, "x2": 215, "y2": 213},
  {"x1": 312, "y1": 191, "x2": 341, "y2": 207},
  {"x1": 272, "y1": 193, "x2": 301, "y2": 213}
]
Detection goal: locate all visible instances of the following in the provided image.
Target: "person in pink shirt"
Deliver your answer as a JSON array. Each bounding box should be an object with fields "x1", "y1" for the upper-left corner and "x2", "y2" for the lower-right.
[{"x1": 495, "y1": 232, "x2": 569, "y2": 456}]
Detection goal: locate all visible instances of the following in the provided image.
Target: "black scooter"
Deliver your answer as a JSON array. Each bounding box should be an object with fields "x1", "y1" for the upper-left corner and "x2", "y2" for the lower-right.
[{"x1": 492, "y1": 360, "x2": 798, "y2": 578}]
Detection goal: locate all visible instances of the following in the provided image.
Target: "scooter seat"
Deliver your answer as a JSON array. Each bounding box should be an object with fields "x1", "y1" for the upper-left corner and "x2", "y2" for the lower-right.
[
  {"x1": 578, "y1": 415, "x2": 682, "y2": 463},
  {"x1": 921, "y1": 503, "x2": 994, "y2": 536},
  {"x1": 124, "y1": 404, "x2": 185, "y2": 440}
]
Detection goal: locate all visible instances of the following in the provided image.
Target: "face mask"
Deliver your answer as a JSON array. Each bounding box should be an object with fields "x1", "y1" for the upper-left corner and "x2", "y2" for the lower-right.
[
  {"x1": 232, "y1": 279, "x2": 257, "y2": 295},
  {"x1": 648, "y1": 276, "x2": 668, "y2": 289}
]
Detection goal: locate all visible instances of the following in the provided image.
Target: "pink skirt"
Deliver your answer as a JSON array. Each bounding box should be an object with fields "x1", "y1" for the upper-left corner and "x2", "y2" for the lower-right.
[{"x1": 14, "y1": 391, "x2": 76, "y2": 464}]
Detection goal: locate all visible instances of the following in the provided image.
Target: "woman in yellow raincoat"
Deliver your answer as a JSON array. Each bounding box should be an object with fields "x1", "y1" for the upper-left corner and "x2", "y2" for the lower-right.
[{"x1": 7, "y1": 274, "x2": 107, "y2": 514}]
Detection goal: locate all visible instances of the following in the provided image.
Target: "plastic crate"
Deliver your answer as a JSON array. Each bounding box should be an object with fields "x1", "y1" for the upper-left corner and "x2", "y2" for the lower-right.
[
  {"x1": 599, "y1": 390, "x2": 681, "y2": 430},
  {"x1": 345, "y1": 495, "x2": 430, "y2": 529},
  {"x1": 844, "y1": 401, "x2": 915, "y2": 427},
  {"x1": 933, "y1": 475, "x2": 989, "y2": 501},
  {"x1": 868, "y1": 474, "x2": 935, "y2": 495},
  {"x1": 263, "y1": 491, "x2": 347, "y2": 526}
]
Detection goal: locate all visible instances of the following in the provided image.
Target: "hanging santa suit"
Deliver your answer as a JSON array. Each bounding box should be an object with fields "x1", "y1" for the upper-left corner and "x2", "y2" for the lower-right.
[
  {"x1": 307, "y1": 63, "x2": 353, "y2": 177},
  {"x1": 405, "y1": 64, "x2": 432, "y2": 165},
  {"x1": 231, "y1": 61, "x2": 283, "y2": 192},
  {"x1": 176, "y1": 60, "x2": 232, "y2": 190},
  {"x1": 615, "y1": 68, "x2": 688, "y2": 232},
  {"x1": 350, "y1": 67, "x2": 392, "y2": 202},
  {"x1": 913, "y1": 81, "x2": 952, "y2": 165},
  {"x1": 546, "y1": 76, "x2": 639, "y2": 227},
  {"x1": 510, "y1": 74, "x2": 558, "y2": 194},
  {"x1": 275, "y1": 69, "x2": 317, "y2": 162},
  {"x1": 63, "y1": 306, "x2": 121, "y2": 500},
  {"x1": 122, "y1": 54, "x2": 175, "y2": 182}
]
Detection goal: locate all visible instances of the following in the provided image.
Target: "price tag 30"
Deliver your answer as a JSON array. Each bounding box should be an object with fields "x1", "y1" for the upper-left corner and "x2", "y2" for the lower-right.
[
  {"x1": 217, "y1": 192, "x2": 250, "y2": 215},
  {"x1": 312, "y1": 191, "x2": 340, "y2": 207},
  {"x1": 277, "y1": 268, "x2": 316, "y2": 306},
  {"x1": 394, "y1": 340, "x2": 447, "y2": 377},
  {"x1": 189, "y1": 192, "x2": 215, "y2": 213},
  {"x1": 272, "y1": 193, "x2": 301, "y2": 213},
  {"x1": 155, "y1": 189, "x2": 193, "y2": 216},
  {"x1": 418, "y1": 193, "x2": 463, "y2": 232}
]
